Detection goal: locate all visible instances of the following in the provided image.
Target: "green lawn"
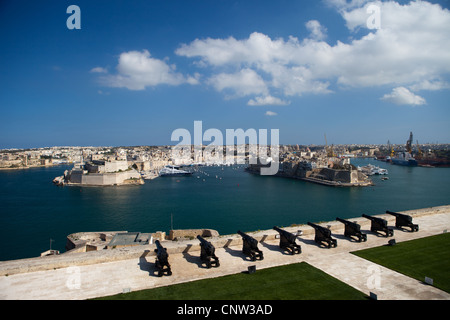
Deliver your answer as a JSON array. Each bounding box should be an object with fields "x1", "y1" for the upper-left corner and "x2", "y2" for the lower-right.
[
  {"x1": 96, "y1": 262, "x2": 367, "y2": 300},
  {"x1": 352, "y1": 232, "x2": 450, "y2": 293}
]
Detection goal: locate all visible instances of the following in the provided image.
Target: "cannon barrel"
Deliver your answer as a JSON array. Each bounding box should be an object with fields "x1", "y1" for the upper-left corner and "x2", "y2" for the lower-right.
[
  {"x1": 307, "y1": 222, "x2": 337, "y2": 248},
  {"x1": 362, "y1": 214, "x2": 378, "y2": 221},
  {"x1": 307, "y1": 221, "x2": 326, "y2": 230},
  {"x1": 273, "y1": 226, "x2": 284, "y2": 233},
  {"x1": 336, "y1": 217, "x2": 361, "y2": 230},
  {"x1": 237, "y1": 230, "x2": 252, "y2": 239},
  {"x1": 386, "y1": 210, "x2": 407, "y2": 218},
  {"x1": 307, "y1": 222, "x2": 332, "y2": 237},
  {"x1": 362, "y1": 214, "x2": 394, "y2": 237},
  {"x1": 155, "y1": 240, "x2": 167, "y2": 256},
  {"x1": 237, "y1": 230, "x2": 258, "y2": 246},
  {"x1": 386, "y1": 210, "x2": 412, "y2": 222},
  {"x1": 386, "y1": 211, "x2": 418, "y2": 232},
  {"x1": 336, "y1": 217, "x2": 351, "y2": 225},
  {"x1": 197, "y1": 235, "x2": 209, "y2": 244},
  {"x1": 154, "y1": 240, "x2": 171, "y2": 276},
  {"x1": 336, "y1": 217, "x2": 367, "y2": 242},
  {"x1": 237, "y1": 230, "x2": 264, "y2": 261},
  {"x1": 197, "y1": 235, "x2": 219, "y2": 268},
  {"x1": 273, "y1": 226, "x2": 301, "y2": 254}
]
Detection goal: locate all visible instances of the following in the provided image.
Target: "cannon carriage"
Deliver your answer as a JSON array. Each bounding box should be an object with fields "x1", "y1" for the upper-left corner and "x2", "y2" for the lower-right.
[
  {"x1": 362, "y1": 214, "x2": 394, "y2": 237},
  {"x1": 237, "y1": 230, "x2": 264, "y2": 261},
  {"x1": 154, "y1": 240, "x2": 172, "y2": 277},
  {"x1": 386, "y1": 211, "x2": 419, "y2": 232},
  {"x1": 197, "y1": 235, "x2": 220, "y2": 268},
  {"x1": 307, "y1": 222, "x2": 337, "y2": 248},
  {"x1": 336, "y1": 217, "x2": 367, "y2": 242},
  {"x1": 273, "y1": 226, "x2": 302, "y2": 254}
]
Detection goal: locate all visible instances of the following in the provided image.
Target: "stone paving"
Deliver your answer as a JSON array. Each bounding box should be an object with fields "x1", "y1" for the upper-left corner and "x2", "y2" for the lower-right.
[{"x1": 0, "y1": 206, "x2": 449, "y2": 300}]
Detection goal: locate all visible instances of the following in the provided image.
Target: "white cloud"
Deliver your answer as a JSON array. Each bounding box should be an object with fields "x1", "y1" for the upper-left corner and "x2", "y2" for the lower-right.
[
  {"x1": 247, "y1": 95, "x2": 290, "y2": 106},
  {"x1": 381, "y1": 87, "x2": 426, "y2": 106},
  {"x1": 90, "y1": 67, "x2": 107, "y2": 73},
  {"x1": 207, "y1": 68, "x2": 268, "y2": 98},
  {"x1": 265, "y1": 111, "x2": 278, "y2": 116},
  {"x1": 306, "y1": 20, "x2": 327, "y2": 40},
  {"x1": 94, "y1": 0, "x2": 450, "y2": 109},
  {"x1": 325, "y1": 0, "x2": 372, "y2": 11},
  {"x1": 409, "y1": 79, "x2": 450, "y2": 92},
  {"x1": 175, "y1": 1, "x2": 450, "y2": 102},
  {"x1": 100, "y1": 50, "x2": 198, "y2": 90}
]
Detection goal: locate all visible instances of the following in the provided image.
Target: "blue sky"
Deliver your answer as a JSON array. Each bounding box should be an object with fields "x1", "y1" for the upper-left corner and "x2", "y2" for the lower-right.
[{"x1": 1, "y1": 0, "x2": 449, "y2": 149}]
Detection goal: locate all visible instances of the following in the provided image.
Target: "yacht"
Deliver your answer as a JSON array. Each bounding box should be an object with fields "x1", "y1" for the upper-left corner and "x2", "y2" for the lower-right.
[
  {"x1": 159, "y1": 165, "x2": 193, "y2": 177},
  {"x1": 358, "y1": 164, "x2": 388, "y2": 176}
]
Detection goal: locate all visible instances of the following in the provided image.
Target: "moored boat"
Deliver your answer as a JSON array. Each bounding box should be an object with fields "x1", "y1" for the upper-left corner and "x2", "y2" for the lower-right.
[{"x1": 159, "y1": 165, "x2": 193, "y2": 176}]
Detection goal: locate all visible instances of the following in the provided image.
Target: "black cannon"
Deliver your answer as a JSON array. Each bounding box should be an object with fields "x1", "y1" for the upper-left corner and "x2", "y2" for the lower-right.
[
  {"x1": 362, "y1": 214, "x2": 394, "y2": 237},
  {"x1": 197, "y1": 235, "x2": 220, "y2": 268},
  {"x1": 307, "y1": 222, "x2": 337, "y2": 248},
  {"x1": 154, "y1": 240, "x2": 172, "y2": 277},
  {"x1": 386, "y1": 211, "x2": 419, "y2": 232},
  {"x1": 273, "y1": 226, "x2": 301, "y2": 254},
  {"x1": 237, "y1": 230, "x2": 264, "y2": 261},
  {"x1": 336, "y1": 217, "x2": 367, "y2": 242}
]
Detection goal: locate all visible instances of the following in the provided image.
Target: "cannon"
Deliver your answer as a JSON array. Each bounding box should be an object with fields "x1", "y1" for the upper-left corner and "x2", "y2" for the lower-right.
[
  {"x1": 154, "y1": 240, "x2": 172, "y2": 277},
  {"x1": 197, "y1": 235, "x2": 220, "y2": 268},
  {"x1": 362, "y1": 214, "x2": 394, "y2": 237},
  {"x1": 237, "y1": 230, "x2": 264, "y2": 261},
  {"x1": 273, "y1": 226, "x2": 301, "y2": 254},
  {"x1": 386, "y1": 211, "x2": 419, "y2": 232},
  {"x1": 336, "y1": 217, "x2": 367, "y2": 242},
  {"x1": 307, "y1": 222, "x2": 337, "y2": 248}
]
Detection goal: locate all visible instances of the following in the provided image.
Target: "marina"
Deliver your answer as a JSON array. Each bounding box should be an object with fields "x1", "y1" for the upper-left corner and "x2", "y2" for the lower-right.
[{"x1": 0, "y1": 158, "x2": 449, "y2": 261}]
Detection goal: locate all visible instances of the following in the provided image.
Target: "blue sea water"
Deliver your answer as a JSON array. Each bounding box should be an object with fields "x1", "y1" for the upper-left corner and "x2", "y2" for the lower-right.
[{"x1": 0, "y1": 158, "x2": 449, "y2": 261}]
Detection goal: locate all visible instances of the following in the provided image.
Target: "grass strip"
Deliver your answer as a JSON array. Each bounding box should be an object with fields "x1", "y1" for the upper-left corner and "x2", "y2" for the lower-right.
[
  {"x1": 96, "y1": 262, "x2": 367, "y2": 300},
  {"x1": 352, "y1": 232, "x2": 450, "y2": 293}
]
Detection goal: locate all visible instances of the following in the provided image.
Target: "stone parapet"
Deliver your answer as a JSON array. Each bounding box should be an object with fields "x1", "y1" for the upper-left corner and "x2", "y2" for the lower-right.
[{"x1": 0, "y1": 205, "x2": 448, "y2": 277}]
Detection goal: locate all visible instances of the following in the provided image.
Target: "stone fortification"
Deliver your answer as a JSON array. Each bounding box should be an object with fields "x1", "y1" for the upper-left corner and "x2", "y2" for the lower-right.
[{"x1": 0, "y1": 205, "x2": 448, "y2": 277}]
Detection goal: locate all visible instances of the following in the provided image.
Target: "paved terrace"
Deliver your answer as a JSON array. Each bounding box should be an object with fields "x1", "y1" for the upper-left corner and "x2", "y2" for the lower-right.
[{"x1": 0, "y1": 205, "x2": 449, "y2": 300}]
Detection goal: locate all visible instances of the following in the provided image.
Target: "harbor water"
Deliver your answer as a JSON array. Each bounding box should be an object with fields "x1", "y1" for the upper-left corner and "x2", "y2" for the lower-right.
[{"x1": 0, "y1": 158, "x2": 449, "y2": 261}]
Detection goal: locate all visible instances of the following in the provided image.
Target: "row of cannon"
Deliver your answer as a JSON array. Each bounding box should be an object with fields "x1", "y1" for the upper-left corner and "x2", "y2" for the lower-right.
[{"x1": 153, "y1": 210, "x2": 418, "y2": 277}]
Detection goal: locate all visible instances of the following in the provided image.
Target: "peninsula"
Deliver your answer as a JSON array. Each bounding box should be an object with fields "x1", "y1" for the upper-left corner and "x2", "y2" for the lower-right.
[{"x1": 247, "y1": 146, "x2": 373, "y2": 187}]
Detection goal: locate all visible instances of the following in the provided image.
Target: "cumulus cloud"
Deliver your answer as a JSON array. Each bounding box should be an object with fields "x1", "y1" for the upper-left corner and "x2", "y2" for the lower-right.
[
  {"x1": 207, "y1": 68, "x2": 268, "y2": 98},
  {"x1": 381, "y1": 87, "x2": 426, "y2": 106},
  {"x1": 247, "y1": 95, "x2": 290, "y2": 106},
  {"x1": 95, "y1": 1, "x2": 450, "y2": 108},
  {"x1": 90, "y1": 67, "x2": 107, "y2": 73},
  {"x1": 325, "y1": 0, "x2": 373, "y2": 11},
  {"x1": 306, "y1": 20, "x2": 327, "y2": 40},
  {"x1": 175, "y1": 1, "x2": 450, "y2": 102},
  {"x1": 99, "y1": 50, "x2": 198, "y2": 90},
  {"x1": 265, "y1": 111, "x2": 278, "y2": 116},
  {"x1": 409, "y1": 79, "x2": 450, "y2": 92}
]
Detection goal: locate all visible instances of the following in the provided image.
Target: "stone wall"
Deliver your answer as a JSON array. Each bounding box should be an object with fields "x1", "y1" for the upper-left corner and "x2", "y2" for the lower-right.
[
  {"x1": 67, "y1": 170, "x2": 142, "y2": 186},
  {"x1": 168, "y1": 229, "x2": 220, "y2": 240},
  {"x1": 0, "y1": 205, "x2": 448, "y2": 276}
]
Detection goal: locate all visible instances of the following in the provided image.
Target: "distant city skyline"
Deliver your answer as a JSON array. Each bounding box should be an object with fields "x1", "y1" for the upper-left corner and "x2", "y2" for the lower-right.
[{"x1": 1, "y1": 0, "x2": 449, "y2": 149}]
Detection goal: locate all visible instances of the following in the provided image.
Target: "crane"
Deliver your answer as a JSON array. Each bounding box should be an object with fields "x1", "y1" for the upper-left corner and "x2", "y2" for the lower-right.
[
  {"x1": 416, "y1": 140, "x2": 422, "y2": 158},
  {"x1": 406, "y1": 132, "x2": 413, "y2": 153},
  {"x1": 387, "y1": 140, "x2": 394, "y2": 157},
  {"x1": 324, "y1": 134, "x2": 335, "y2": 158}
]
